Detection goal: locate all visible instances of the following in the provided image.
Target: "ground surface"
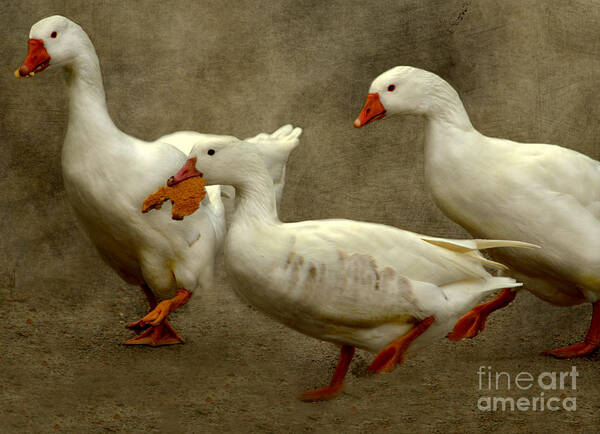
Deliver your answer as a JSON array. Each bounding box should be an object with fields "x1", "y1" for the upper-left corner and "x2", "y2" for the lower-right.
[
  {"x1": 2, "y1": 0, "x2": 600, "y2": 432},
  {"x1": 2, "y1": 259, "x2": 599, "y2": 433}
]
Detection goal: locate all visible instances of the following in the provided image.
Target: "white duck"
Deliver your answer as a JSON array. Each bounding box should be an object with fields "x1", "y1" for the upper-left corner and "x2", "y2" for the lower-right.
[
  {"x1": 355, "y1": 66, "x2": 600, "y2": 358},
  {"x1": 15, "y1": 14, "x2": 302, "y2": 346},
  {"x1": 159, "y1": 138, "x2": 535, "y2": 400}
]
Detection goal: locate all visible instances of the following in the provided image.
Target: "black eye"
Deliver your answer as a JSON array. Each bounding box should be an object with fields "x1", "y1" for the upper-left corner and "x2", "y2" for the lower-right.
[
  {"x1": 207, "y1": 149, "x2": 215, "y2": 156},
  {"x1": 51, "y1": 31, "x2": 57, "y2": 38},
  {"x1": 387, "y1": 84, "x2": 396, "y2": 92}
]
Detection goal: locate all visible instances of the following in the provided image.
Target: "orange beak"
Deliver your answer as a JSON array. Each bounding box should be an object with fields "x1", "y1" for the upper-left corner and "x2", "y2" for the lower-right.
[
  {"x1": 167, "y1": 158, "x2": 204, "y2": 186},
  {"x1": 353, "y1": 93, "x2": 386, "y2": 128},
  {"x1": 15, "y1": 39, "x2": 51, "y2": 78}
]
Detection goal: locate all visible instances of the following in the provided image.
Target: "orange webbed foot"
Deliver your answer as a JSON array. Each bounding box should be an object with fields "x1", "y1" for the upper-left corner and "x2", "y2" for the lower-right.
[
  {"x1": 123, "y1": 320, "x2": 184, "y2": 346},
  {"x1": 125, "y1": 288, "x2": 191, "y2": 345},
  {"x1": 542, "y1": 301, "x2": 600, "y2": 358},
  {"x1": 447, "y1": 306, "x2": 487, "y2": 341},
  {"x1": 368, "y1": 316, "x2": 435, "y2": 375},
  {"x1": 299, "y1": 345, "x2": 354, "y2": 402},
  {"x1": 126, "y1": 288, "x2": 191, "y2": 331},
  {"x1": 368, "y1": 346, "x2": 402, "y2": 374},
  {"x1": 126, "y1": 300, "x2": 173, "y2": 330},
  {"x1": 299, "y1": 384, "x2": 344, "y2": 402},
  {"x1": 541, "y1": 342, "x2": 598, "y2": 359},
  {"x1": 447, "y1": 288, "x2": 516, "y2": 341}
]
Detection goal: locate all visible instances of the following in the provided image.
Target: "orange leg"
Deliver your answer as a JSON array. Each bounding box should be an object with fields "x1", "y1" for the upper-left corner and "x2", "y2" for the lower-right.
[
  {"x1": 542, "y1": 301, "x2": 600, "y2": 358},
  {"x1": 128, "y1": 284, "x2": 158, "y2": 336},
  {"x1": 368, "y1": 316, "x2": 435, "y2": 374},
  {"x1": 299, "y1": 345, "x2": 355, "y2": 402},
  {"x1": 124, "y1": 288, "x2": 191, "y2": 346},
  {"x1": 447, "y1": 289, "x2": 516, "y2": 341}
]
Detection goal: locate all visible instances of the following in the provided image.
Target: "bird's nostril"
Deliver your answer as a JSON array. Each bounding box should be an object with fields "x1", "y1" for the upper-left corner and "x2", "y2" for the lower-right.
[{"x1": 366, "y1": 108, "x2": 371, "y2": 114}]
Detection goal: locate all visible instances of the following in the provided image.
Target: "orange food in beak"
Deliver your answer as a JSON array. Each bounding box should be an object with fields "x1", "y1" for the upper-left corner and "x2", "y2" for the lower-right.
[
  {"x1": 353, "y1": 93, "x2": 386, "y2": 128},
  {"x1": 167, "y1": 157, "x2": 204, "y2": 187},
  {"x1": 15, "y1": 39, "x2": 51, "y2": 78},
  {"x1": 142, "y1": 177, "x2": 206, "y2": 221}
]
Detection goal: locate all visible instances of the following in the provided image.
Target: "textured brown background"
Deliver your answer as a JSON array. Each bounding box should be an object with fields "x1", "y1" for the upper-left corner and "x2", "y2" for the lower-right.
[{"x1": 1, "y1": 0, "x2": 599, "y2": 432}]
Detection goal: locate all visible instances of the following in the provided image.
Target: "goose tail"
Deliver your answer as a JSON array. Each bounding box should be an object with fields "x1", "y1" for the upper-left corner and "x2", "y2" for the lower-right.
[
  {"x1": 420, "y1": 236, "x2": 540, "y2": 253},
  {"x1": 438, "y1": 277, "x2": 521, "y2": 317},
  {"x1": 245, "y1": 125, "x2": 303, "y2": 209},
  {"x1": 442, "y1": 277, "x2": 522, "y2": 296},
  {"x1": 245, "y1": 124, "x2": 302, "y2": 153}
]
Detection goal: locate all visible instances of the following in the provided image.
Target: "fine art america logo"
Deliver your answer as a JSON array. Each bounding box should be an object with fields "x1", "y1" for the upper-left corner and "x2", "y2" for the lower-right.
[{"x1": 477, "y1": 366, "x2": 578, "y2": 412}]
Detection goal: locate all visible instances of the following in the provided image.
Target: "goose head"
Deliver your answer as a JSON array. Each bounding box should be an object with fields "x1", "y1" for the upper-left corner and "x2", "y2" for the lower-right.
[
  {"x1": 354, "y1": 66, "x2": 436, "y2": 127},
  {"x1": 15, "y1": 15, "x2": 92, "y2": 78},
  {"x1": 168, "y1": 140, "x2": 266, "y2": 188}
]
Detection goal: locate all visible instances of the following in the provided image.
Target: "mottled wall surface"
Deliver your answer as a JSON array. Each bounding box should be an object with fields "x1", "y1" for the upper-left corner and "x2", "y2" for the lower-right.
[{"x1": 1, "y1": 1, "x2": 599, "y2": 432}]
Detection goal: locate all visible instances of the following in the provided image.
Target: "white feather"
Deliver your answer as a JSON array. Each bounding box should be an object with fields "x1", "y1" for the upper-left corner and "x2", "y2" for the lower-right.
[
  {"x1": 182, "y1": 141, "x2": 529, "y2": 353},
  {"x1": 27, "y1": 15, "x2": 300, "y2": 302},
  {"x1": 365, "y1": 66, "x2": 600, "y2": 306}
]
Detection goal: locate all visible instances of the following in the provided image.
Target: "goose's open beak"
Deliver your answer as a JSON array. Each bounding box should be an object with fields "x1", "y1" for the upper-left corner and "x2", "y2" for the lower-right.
[
  {"x1": 15, "y1": 39, "x2": 51, "y2": 78},
  {"x1": 353, "y1": 93, "x2": 386, "y2": 128},
  {"x1": 167, "y1": 158, "x2": 204, "y2": 186}
]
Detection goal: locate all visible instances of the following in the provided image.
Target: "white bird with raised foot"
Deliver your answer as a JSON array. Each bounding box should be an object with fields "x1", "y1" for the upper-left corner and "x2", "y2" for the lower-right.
[
  {"x1": 156, "y1": 139, "x2": 536, "y2": 401},
  {"x1": 355, "y1": 66, "x2": 600, "y2": 358},
  {"x1": 14, "y1": 14, "x2": 302, "y2": 346}
]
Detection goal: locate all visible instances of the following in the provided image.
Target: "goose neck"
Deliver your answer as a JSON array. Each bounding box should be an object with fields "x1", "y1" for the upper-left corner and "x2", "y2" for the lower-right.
[
  {"x1": 65, "y1": 50, "x2": 118, "y2": 138},
  {"x1": 231, "y1": 167, "x2": 279, "y2": 227},
  {"x1": 422, "y1": 79, "x2": 473, "y2": 131}
]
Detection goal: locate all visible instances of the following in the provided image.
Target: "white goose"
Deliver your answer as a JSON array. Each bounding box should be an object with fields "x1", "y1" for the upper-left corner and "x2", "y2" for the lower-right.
[
  {"x1": 158, "y1": 139, "x2": 535, "y2": 400},
  {"x1": 15, "y1": 15, "x2": 302, "y2": 346},
  {"x1": 355, "y1": 66, "x2": 600, "y2": 358}
]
